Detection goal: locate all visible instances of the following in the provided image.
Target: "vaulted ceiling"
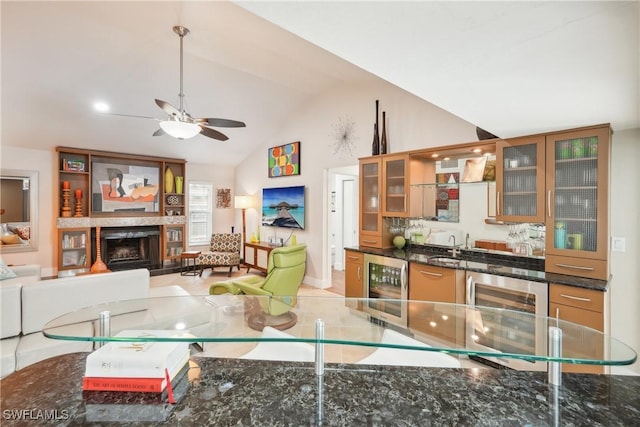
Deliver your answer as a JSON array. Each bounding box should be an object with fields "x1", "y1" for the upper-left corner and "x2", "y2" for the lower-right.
[{"x1": 2, "y1": 1, "x2": 637, "y2": 165}]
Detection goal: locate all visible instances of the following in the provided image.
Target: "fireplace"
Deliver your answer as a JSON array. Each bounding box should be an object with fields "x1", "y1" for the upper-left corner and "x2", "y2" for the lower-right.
[{"x1": 92, "y1": 226, "x2": 161, "y2": 271}]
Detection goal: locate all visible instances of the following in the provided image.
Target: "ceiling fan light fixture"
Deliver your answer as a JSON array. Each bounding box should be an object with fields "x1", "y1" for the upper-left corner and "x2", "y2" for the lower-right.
[{"x1": 159, "y1": 120, "x2": 201, "y2": 139}]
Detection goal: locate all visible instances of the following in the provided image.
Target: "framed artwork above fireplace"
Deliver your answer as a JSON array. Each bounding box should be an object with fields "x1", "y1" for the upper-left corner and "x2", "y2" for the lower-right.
[{"x1": 91, "y1": 158, "x2": 161, "y2": 214}]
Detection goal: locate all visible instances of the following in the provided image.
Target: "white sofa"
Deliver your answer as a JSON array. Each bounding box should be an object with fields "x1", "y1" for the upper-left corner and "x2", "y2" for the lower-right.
[{"x1": 0, "y1": 268, "x2": 195, "y2": 378}]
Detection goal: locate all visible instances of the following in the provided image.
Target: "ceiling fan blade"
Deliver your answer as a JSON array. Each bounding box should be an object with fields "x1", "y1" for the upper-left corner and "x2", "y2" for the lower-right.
[
  {"x1": 200, "y1": 126, "x2": 229, "y2": 141},
  {"x1": 104, "y1": 113, "x2": 159, "y2": 120},
  {"x1": 155, "y1": 99, "x2": 180, "y2": 117},
  {"x1": 203, "y1": 118, "x2": 246, "y2": 128},
  {"x1": 153, "y1": 128, "x2": 165, "y2": 136}
]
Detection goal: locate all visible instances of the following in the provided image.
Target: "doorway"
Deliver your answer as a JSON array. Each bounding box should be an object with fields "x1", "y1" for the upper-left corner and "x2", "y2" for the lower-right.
[{"x1": 326, "y1": 165, "x2": 359, "y2": 295}]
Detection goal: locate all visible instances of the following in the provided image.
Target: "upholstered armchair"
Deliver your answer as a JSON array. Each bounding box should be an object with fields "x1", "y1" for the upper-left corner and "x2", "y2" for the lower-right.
[
  {"x1": 196, "y1": 233, "x2": 242, "y2": 277},
  {"x1": 209, "y1": 244, "x2": 307, "y2": 330}
]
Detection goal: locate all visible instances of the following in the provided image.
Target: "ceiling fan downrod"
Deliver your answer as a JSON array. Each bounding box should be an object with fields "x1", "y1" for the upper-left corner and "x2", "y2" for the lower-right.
[{"x1": 173, "y1": 25, "x2": 189, "y2": 121}]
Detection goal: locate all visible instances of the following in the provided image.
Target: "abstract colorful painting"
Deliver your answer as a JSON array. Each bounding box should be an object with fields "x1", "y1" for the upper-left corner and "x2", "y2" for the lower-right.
[{"x1": 268, "y1": 141, "x2": 300, "y2": 177}]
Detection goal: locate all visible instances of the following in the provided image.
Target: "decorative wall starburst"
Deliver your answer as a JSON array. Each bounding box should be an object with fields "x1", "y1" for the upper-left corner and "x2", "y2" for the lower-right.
[{"x1": 330, "y1": 115, "x2": 357, "y2": 158}]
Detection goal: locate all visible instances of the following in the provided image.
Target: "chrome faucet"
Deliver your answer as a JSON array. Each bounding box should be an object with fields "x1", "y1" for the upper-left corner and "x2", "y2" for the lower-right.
[{"x1": 448, "y1": 234, "x2": 459, "y2": 257}]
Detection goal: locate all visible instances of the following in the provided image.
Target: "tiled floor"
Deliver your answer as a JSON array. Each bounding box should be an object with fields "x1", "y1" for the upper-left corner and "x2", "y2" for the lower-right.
[{"x1": 150, "y1": 268, "x2": 488, "y2": 369}]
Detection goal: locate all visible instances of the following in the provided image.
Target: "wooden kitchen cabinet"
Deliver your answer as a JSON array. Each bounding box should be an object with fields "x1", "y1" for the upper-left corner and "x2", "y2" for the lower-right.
[
  {"x1": 359, "y1": 157, "x2": 392, "y2": 248},
  {"x1": 495, "y1": 135, "x2": 545, "y2": 223},
  {"x1": 408, "y1": 263, "x2": 465, "y2": 346},
  {"x1": 382, "y1": 154, "x2": 410, "y2": 217},
  {"x1": 545, "y1": 125, "x2": 611, "y2": 280},
  {"x1": 549, "y1": 283, "x2": 607, "y2": 374},
  {"x1": 345, "y1": 250, "x2": 364, "y2": 298},
  {"x1": 344, "y1": 250, "x2": 364, "y2": 311}
]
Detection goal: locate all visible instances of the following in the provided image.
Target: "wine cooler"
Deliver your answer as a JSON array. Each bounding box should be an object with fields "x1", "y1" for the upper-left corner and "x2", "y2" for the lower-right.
[{"x1": 363, "y1": 254, "x2": 408, "y2": 327}]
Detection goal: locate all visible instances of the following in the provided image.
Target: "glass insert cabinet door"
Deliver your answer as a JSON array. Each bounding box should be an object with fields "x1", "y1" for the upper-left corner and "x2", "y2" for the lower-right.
[
  {"x1": 359, "y1": 159, "x2": 381, "y2": 233},
  {"x1": 546, "y1": 126, "x2": 609, "y2": 260},
  {"x1": 496, "y1": 135, "x2": 545, "y2": 223},
  {"x1": 382, "y1": 155, "x2": 408, "y2": 216}
]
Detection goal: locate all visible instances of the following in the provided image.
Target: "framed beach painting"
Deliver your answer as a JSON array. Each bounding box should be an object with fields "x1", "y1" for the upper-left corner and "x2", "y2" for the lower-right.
[{"x1": 268, "y1": 141, "x2": 300, "y2": 177}]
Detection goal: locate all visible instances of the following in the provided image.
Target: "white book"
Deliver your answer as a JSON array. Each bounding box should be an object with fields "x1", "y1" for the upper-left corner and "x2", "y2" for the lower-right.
[{"x1": 85, "y1": 330, "x2": 192, "y2": 378}]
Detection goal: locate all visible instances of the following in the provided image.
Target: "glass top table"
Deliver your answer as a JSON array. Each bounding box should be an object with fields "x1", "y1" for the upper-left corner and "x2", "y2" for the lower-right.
[{"x1": 42, "y1": 294, "x2": 636, "y2": 372}]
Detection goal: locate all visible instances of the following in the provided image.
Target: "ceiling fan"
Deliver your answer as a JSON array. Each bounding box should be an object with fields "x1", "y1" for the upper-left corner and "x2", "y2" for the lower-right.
[{"x1": 107, "y1": 26, "x2": 246, "y2": 141}]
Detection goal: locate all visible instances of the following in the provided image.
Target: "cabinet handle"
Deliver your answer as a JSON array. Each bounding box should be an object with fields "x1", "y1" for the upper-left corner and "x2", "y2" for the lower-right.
[
  {"x1": 401, "y1": 263, "x2": 408, "y2": 291},
  {"x1": 347, "y1": 255, "x2": 360, "y2": 260},
  {"x1": 555, "y1": 307, "x2": 560, "y2": 319},
  {"x1": 547, "y1": 190, "x2": 552, "y2": 217},
  {"x1": 466, "y1": 275, "x2": 474, "y2": 305},
  {"x1": 559, "y1": 293, "x2": 592, "y2": 303},
  {"x1": 419, "y1": 270, "x2": 443, "y2": 278},
  {"x1": 496, "y1": 191, "x2": 500, "y2": 216},
  {"x1": 555, "y1": 263, "x2": 595, "y2": 271},
  {"x1": 357, "y1": 266, "x2": 361, "y2": 280},
  {"x1": 361, "y1": 239, "x2": 378, "y2": 244}
]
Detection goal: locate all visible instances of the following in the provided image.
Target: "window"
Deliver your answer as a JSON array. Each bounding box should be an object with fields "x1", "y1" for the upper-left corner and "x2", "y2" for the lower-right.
[{"x1": 188, "y1": 182, "x2": 213, "y2": 246}]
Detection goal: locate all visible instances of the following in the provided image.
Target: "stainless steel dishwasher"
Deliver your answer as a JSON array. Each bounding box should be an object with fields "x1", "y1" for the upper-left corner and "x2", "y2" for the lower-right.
[{"x1": 465, "y1": 271, "x2": 548, "y2": 371}]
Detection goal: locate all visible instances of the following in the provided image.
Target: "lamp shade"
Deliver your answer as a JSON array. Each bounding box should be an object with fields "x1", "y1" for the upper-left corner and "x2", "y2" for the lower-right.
[
  {"x1": 235, "y1": 195, "x2": 254, "y2": 209},
  {"x1": 159, "y1": 120, "x2": 201, "y2": 139}
]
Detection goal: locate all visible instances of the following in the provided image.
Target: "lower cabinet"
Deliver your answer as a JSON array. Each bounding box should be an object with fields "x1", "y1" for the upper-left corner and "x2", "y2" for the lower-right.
[
  {"x1": 344, "y1": 250, "x2": 364, "y2": 298},
  {"x1": 58, "y1": 228, "x2": 91, "y2": 275},
  {"x1": 163, "y1": 224, "x2": 185, "y2": 263},
  {"x1": 408, "y1": 263, "x2": 465, "y2": 346},
  {"x1": 549, "y1": 283, "x2": 607, "y2": 374}
]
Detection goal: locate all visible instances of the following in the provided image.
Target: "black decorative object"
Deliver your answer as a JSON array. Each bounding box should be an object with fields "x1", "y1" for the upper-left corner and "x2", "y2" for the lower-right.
[
  {"x1": 380, "y1": 111, "x2": 388, "y2": 154},
  {"x1": 372, "y1": 100, "x2": 380, "y2": 155},
  {"x1": 371, "y1": 124, "x2": 380, "y2": 156},
  {"x1": 476, "y1": 127, "x2": 499, "y2": 140}
]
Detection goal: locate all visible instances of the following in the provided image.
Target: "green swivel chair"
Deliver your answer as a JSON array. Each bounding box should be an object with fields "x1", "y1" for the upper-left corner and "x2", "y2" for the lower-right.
[{"x1": 209, "y1": 244, "x2": 307, "y2": 331}]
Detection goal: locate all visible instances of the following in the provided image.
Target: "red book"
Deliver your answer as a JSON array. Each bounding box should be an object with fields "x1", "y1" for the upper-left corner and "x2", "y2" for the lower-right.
[{"x1": 82, "y1": 351, "x2": 189, "y2": 393}]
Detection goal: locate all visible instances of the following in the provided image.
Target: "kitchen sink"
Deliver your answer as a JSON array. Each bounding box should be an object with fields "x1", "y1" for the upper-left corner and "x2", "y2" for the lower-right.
[{"x1": 428, "y1": 257, "x2": 462, "y2": 266}]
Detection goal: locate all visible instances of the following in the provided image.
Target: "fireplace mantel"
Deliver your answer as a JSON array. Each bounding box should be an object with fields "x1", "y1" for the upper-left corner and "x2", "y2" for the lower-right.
[{"x1": 56, "y1": 216, "x2": 186, "y2": 229}]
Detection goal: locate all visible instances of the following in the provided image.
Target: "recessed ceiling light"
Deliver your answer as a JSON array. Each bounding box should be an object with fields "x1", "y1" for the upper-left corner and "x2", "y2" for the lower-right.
[
  {"x1": 431, "y1": 153, "x2": 439, "y2": 158},
  {"x1": 472, "y1": 148, "x2": 482, "y2": 153},
  {"x1": 93, "y1": 101, "x2": 110, "y2": 113}
]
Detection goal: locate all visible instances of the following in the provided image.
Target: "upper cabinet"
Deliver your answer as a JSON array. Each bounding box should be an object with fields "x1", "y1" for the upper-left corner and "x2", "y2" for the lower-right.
[
  {"x1": 544, "y1": 125, "x2": 610, "y2": 280},
  {"x1": 359, "y1": 157, "x2": 392, "y2": 248},
  {"x1": 382, "y1": 154, "x2": 410, "y2": 217},
  {"x1": 495, "y1": 135, "x2": 545, "y2": 223}
]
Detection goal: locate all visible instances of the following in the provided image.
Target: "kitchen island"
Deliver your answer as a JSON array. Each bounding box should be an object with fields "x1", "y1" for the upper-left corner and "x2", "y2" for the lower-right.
[{"x1": 1, "y1": 352, "x2": 638, "y2": 425}]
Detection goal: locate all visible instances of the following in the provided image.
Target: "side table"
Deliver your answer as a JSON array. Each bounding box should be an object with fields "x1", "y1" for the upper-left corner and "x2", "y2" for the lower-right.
[{"x1": 180, "y1": 251, "x2": 201, "y2": 276}]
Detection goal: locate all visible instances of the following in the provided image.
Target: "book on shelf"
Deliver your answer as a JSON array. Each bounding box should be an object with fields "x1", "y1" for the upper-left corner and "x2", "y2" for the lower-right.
[
  {"x1": 82, "y1": 351, "x2": 190, "y2": 393},
  {"x1": 84, "y1": 371, "x2": 190, "y2": 423},
  {"x1": 84, "y1": 330, "x2": 192, "y2": 378}
]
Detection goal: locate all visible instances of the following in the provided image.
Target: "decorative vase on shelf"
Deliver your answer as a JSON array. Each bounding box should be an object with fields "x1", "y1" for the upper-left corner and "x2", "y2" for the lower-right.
[
  {"x1": 371, "y1": 123, "x2": 380, "y2": 156},
  {"x1": 165, "y1": 167, "x2": 174, "y2": 193},
  {"x1": 372, "y1": 99, "x2": 380, "y2": 156},
  {"x1": 380, "y1": 111, "x2": 388, "y2": 155},
  {"x1": 175, "y1": 176, "x2": 184, "y2": 194}
]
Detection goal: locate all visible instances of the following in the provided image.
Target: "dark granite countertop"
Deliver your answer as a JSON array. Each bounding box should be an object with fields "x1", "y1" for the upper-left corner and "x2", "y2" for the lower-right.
[
  {"x1": 1, "y1": 353, "x2": 638, "y2": 426},
  {"x1": 346, "y1": 245, "x2": 610, "y2": 292}
]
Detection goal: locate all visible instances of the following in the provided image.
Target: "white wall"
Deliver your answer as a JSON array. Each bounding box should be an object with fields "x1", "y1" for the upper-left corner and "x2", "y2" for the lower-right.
[
  {"x1": 234, "y1": 79, "x2": 478, "y2": 287},
  {"x1": 609, "y1": 128, "x2": 639, "y2": 372}
]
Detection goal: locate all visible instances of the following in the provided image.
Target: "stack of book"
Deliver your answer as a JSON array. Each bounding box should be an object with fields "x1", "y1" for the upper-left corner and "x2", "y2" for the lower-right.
[{"x1": 82, "y1": 330, "x2": 191, "y2": 422}]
